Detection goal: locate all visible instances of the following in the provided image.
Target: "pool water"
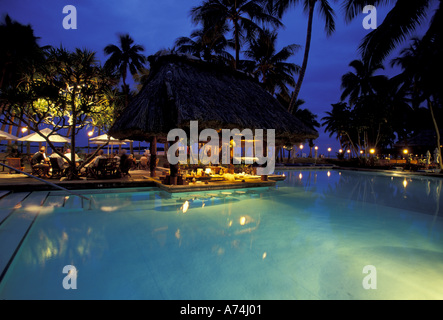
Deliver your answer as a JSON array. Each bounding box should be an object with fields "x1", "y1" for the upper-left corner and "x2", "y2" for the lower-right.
[{"x1": 0, "y1": 169, "x2": 442, "y2": 300}]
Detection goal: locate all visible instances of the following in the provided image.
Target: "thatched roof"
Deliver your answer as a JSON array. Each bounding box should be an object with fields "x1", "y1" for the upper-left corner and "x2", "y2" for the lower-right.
[{"x1": 109, "y1": 52, "x2": 319, "y2": 143}]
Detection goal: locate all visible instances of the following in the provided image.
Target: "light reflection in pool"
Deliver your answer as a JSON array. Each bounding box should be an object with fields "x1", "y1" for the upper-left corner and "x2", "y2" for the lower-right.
[{"x1": 0, "y1": 170, "x2": 442, "y2": 300}]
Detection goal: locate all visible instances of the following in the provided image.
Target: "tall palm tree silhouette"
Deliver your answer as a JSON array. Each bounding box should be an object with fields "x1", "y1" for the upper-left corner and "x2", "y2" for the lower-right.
[
  {"x1": 104, "y1": 34, "x2": 146, "y2": 106},
  {"x1": 191, "y1": 0, "x2": 282, "y2": 69}
]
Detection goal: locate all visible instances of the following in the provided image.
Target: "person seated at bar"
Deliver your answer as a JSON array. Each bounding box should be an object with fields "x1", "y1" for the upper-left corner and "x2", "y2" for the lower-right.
[
  {"x1": 81, "y1": 149, "x2": 107, "y2": 177},
  {"x1": 84, "y1": 149, "x2": 107, "y2": 168},
  {"x1": 120, "y1": 153, "x2": 135, "y2": 176},
  {"x1": 139, "y1": 154, "x2": 149, "y2": 170},
  {"x1": 31, "y1": 146, "x2": 51, "y2": 178},
  {"x1": 32, "y1": 146, "x2": 49, "y2": 164},
  {"x1": 114, "y1": 152, "x2": 121, "y2": 166},
  {"x1": 64, "y1": 148, "x2": 82, "y2": 166},
  {"x1": 128, "y1": 154, "x2": 136, "y2": 169},
  {"x1": 50, "y1": 148, "x2": 69, "y2": 169},
  {"x1": 64, "y1": 148, "x2": 81, "y2": 162},
  {"x1": 119, "y1": 149, "x2": 128, "y2": 172},
  {"x1": 8, "y1": 144, "x2": 20, "y2": 158}
]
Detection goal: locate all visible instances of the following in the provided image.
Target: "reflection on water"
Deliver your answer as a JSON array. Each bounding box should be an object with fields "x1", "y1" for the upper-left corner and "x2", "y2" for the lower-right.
[
  {"x1": 277, "y1": 169, "x2": 443, "y2": 217},
  {"x1": 0, "y1": 171, "x2": 442, "y2": 300},
  {"x1": 323, "y1": 170, "x2": 443, "y2": 217}
]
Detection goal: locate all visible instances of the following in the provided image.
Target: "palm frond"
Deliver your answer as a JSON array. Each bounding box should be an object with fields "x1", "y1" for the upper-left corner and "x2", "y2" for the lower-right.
[
  {"x1": 359, "y1": 0, "x2": 431, "y2": 66},
  {"x1": 342, "y1": 0, "x2": 394, "y2": 23},
  {"x1": 318, "y1": 0, "x2": 336, "y2": 35}
]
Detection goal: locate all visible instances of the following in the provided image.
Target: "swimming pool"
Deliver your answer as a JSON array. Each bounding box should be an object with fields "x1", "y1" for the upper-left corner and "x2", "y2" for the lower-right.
[{"x1": 0, "y1": 169, "x2": 442, "y2": 300}]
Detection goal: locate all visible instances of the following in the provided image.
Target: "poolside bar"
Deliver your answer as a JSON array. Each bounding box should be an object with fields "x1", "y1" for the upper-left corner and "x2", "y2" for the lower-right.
[{"x1": 109, "y1": 51, "x2": 319, "y2": 185}]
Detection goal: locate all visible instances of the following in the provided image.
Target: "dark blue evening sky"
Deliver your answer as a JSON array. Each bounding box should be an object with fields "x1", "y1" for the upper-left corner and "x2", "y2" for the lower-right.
[{"x1": 0, "y1": 0, "x2": 433, "y2": 154}]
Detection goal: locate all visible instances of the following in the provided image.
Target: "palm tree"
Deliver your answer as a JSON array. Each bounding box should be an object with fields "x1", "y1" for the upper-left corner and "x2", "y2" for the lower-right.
[
  {"x1": 0, "y1": 15, "x2": 46, "y2": 138},
  {"x1": 379, "y1": 75, "x2": 415, "y2": 148},
  {"x1": 322, "y1": 102, "x2": 355, "y2": 151},
  {"x1": 0, "y1": 15, "x2": 43, "y2": 90},
  {"x1": 277, "y1": 92, "x2": 319, "y2": 130},
  {"x1": 191, "y1": 0, "x2": 283, "y2": 69},
  {"x1": 392, "y1": 34, "x2": 443, "y2": 170},
  {"x1": 337, "y1": 57, "x2": 394, "y2": 154},
  {"x1": 104, "y1": 34, "x2": 146, "y2": 106},
  {"x1": 340, "y1": 59, "x2": 388, "y2": 106},
  {"x1": 292, "y1": 100, "x2": 320, "y2": 157},
  {"x1": 277, "y1": 92, "x2": 320, "y2": 158},
  {"x1": 242, "y1": 28, "x2": 300, "y2": 96},
  {"x1": 342, "y1": 0, "x2": 440, "y2": 67},
  {"x1": 266, "y1": 0, "x2": 336, "y2": 113},
  {"x1": 174, "y1": 23, "x2": 235, "y2": 65},
  {"x1": 352, "y1": 92, "x2": 395, "y2": 153}
]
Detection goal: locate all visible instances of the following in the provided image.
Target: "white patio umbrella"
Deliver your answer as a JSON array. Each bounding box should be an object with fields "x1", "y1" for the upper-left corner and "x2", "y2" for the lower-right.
[
  {"x1": 89, "y1": 134, "x2": 131, "y2": 145},
  {"x1": 89, "y1": 134, "x2": 132, "y2": 154},
  {"x1": 0, "y1": 130, "x2": 19, "y2": 141},
  {"x1": 17, "y1": 128, "x2": 71, "y2": 144}
]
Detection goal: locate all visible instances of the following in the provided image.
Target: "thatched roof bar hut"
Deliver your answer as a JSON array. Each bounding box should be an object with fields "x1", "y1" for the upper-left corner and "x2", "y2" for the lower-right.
[{"x1": 109, "y1": 52, "x2": 319, "y2": 178}]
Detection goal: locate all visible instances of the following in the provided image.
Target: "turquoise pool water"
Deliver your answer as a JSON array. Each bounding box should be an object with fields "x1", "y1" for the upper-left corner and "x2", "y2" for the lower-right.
[{"x1": 0, "y1": 169, "x2": 442, "y2": 300}]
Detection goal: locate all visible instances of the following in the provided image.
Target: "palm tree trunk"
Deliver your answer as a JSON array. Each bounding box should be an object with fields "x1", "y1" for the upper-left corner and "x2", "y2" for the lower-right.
[
  {"x1": 428, "y1": 98, "x2": 442, "y2": 171},
  {"x1": 345, "y1": 132, "x2": 358, "y2": 156},
  {"x1": 69, "y1": 98, "x2": 77, "y2": 179},
  {"x1": 374, "y1": 124, "x2": 382, "y2": 149},
  {"x1": 0, "y1": 67, "x2": 6, "y2": 90},
  {"x1": 234, "y1": 20, "x2": 240, "y2": 70},
  {"x1": 289, "y1": 2, "x2": 315, "y2": 114},
  {"x1": 66, "y1": 92, "x2": 81, "y2": 180},
  {"x1": 7, "y1": 115, "x2": 14, "y2": 135},
  {"x1": 364, "y1": 131, "x2": 369, "y2": 158},
  {"x1": 122, "y1": 75, "x2": 129, "y2": 107},
  {"x1": 150, "y1": 136, "x2": 157, "y2": 177},
  {"x1": 357, "y1": 129, "x2": 362, "y2": 153},
  {"x1": 233, "y1": 0, "x2": 240, "y2": 69}
]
